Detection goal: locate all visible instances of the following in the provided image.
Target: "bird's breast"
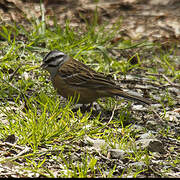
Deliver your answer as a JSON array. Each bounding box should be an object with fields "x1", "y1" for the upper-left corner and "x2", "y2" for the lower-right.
[{"x1": 53, "y1": 74, "x2": 101, "y2": 104}]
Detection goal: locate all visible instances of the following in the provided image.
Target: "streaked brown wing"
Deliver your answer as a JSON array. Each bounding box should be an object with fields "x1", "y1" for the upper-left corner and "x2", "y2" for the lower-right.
[{"x1": 58, "y1": 57, "x2": 116, "y2": 88}]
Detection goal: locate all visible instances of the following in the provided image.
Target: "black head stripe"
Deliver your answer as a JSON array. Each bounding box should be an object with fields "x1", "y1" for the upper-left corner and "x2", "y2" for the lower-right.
[{"x1": 43, "y1": 51, "x2": 65, "y2": 63}]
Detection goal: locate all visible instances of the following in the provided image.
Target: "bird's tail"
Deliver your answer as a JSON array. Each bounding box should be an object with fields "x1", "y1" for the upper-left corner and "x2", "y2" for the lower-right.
[{"x1": 109, "y1": 88, "x2": 152, "y2": 105}]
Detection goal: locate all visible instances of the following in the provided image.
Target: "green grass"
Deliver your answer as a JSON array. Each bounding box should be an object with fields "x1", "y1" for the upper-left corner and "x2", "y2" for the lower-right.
[{"x1": 0, "y1": 5, "x2": 179, "y2": 178}]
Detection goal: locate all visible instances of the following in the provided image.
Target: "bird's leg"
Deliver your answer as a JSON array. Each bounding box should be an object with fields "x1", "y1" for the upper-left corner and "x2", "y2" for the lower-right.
[
  {"x1": 88, "y1": 103, "x2": 93, "y2": 109},
  {"x1": 81, "y1": 104, "x2": 86, "y2": 112},
  {"x1": 80, "y1": 103, "x2": 93, "y2": 112},
  {"x1": 72, "y1": 103, "x2": 93, "y2": 113}
]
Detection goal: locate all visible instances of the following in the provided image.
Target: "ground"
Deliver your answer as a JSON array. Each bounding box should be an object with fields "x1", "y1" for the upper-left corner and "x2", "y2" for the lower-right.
[{"x1": 0, "y1": 0, "x2": 180, "y2": 178}]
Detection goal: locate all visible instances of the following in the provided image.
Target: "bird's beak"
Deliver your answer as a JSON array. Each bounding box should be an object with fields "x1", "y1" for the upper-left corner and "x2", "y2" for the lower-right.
[{"x1": 41, "y1": 63, "x2": 48, "y2": 69}]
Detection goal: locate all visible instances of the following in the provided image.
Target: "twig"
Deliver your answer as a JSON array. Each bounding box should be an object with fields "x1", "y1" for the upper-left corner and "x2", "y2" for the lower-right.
[
  {"x1": 162, "y1": 74, "x2": 175, "y2": 86},
  {"x1": 145, "y1": 73, "x2": 162, "y2": 76},
  {"x1": 94, "y1": 148, "x2": 112, "y2": 161},
  {"x1": 145, "y1": 72, "x2": 180, "y2": 88},
  {"x1": 1, "y1": 142, "x2": 24, "y2": 150},
  {"x1": 16, "y1": 146, "x2": 31, "y2": 156},
  {"x1": 149, "y1": 105, "x2": 163, "y2": 122},
  {"x1": 148, "y1": 166, "x2": 162, "y2": 177},
  {"x1": 9, "y1": 66, "x2": 21, "y2": 82},
  {"x1": 107, "y1": 104, "x2": 117, "y2": 125}
]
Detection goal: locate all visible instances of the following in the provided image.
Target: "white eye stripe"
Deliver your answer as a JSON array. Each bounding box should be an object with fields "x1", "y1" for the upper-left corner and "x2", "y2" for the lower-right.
[
  {"x1": 44, "y1": 51, "x2": 66, "y2": 62},
  {"x1": 43, "y1": 50, "x2": 70, "y2": 70}
]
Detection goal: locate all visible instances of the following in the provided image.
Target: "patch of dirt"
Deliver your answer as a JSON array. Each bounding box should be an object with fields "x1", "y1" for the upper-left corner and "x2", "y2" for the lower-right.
[{"x1": 1, "y1": 0, "x2": 180, "y2": 45}]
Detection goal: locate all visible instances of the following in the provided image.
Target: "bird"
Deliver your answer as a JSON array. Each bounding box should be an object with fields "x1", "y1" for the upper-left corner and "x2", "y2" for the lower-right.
[{"x1": 41, "y1": 50, "x2": 152, "y2": 106}]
